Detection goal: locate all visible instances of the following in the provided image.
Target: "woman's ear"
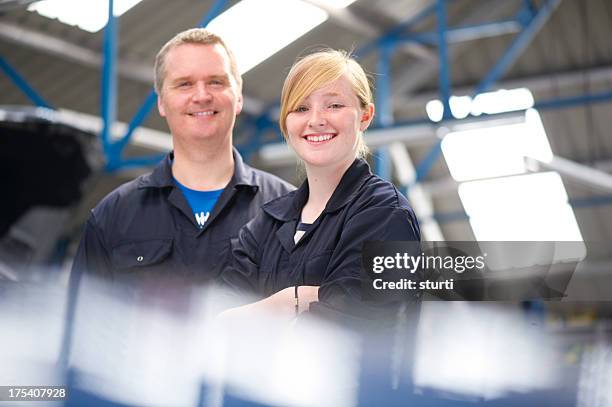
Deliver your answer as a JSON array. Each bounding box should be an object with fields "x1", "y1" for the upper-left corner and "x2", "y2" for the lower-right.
[{"x1": 360, "y1": 103, "x2": 375, "y2": 131}]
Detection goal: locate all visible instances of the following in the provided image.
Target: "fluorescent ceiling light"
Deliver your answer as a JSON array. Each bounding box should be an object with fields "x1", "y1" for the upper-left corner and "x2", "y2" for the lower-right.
[
  {"x1": 449, "y1": 95, "x2": 472, "y2": 119},
  {"x1": 441, "y1": 109, "x2": 553, "y2": 181},
  {"x1": 471, "y1": 88, "x2": 534, "y2": 116},
  {"x1": 207, "y1": 0, "x2": 329, "y2": 74},
  {"x1": 458, "y1": 172, "x2": 584, "y2": 242},
  {"x1": 28, "y1": 0, "x2": 143, "y2": 33},
  {"x1": 441, "y1": 102, "x2": 583, "y2": 243},
  {"x1": 425, "y1": 100, "x2": 444, "y2": 123}
]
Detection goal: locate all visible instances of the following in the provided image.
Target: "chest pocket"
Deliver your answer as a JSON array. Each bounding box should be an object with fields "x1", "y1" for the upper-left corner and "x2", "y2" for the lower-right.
[{"x1": 111, "y1": 238, "x2": 173, "y2": 270}]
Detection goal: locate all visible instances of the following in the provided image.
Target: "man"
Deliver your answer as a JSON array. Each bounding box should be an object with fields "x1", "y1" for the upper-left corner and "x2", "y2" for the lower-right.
[{"x1": 71, "y1": 28, "x2": 293, "y2": 285}]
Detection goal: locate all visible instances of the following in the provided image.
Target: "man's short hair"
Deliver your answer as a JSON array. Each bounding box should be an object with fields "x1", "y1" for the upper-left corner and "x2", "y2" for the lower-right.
[{"x1": 154, "y1": 28, "x2": 242, "y2": 95}]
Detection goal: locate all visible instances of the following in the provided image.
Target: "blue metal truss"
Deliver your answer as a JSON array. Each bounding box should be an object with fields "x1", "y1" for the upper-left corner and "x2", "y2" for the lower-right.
[
  {"x1": 100, "y1": 0, "x2": 118, "y2": 170},
  {"x1": 245, "y1": 0, "x2": 570, "y2": 182},
  {"x1": 436, "y1": 0, "x2": 452, "y2": 120},
  {"x1": 3, "y1": 0, "x2": 612, "y2": 181},
  {"x1": 358, "y1": 0, "x2": 565, "y2": 185},
  {"x1": 0, "y1": 55, "x2": 53, "y2": 109},
  {"x1": 474, "y1": 0, "x2": 561, "y2": 95}
]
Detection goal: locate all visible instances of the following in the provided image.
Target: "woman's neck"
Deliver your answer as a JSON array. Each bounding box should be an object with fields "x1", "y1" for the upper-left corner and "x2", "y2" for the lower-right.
[{"x1": 301, "y1": 158, "x2": 354, "y2": 223}]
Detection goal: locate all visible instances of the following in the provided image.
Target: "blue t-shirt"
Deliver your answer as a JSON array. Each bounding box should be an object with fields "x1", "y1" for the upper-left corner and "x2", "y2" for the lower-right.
[{"x1": 174, "y1": 179, "x2": 224, "y2": 228}]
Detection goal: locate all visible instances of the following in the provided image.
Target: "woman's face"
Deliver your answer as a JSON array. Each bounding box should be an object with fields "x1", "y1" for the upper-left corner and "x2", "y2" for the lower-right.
[{"x1": 285, "y1": 74, "x2": 373, "y2": 170}]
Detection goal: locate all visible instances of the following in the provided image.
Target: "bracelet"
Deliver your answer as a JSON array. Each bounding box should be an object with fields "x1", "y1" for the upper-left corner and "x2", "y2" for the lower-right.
[{"x1": 294, "y1": 285, "x2": 299, "y2": 316}]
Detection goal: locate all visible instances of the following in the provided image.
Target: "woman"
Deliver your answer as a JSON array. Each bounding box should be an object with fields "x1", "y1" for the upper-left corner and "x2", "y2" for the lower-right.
[{"x1": 222, "y1": 49, "x2": 421, "y2": 322}]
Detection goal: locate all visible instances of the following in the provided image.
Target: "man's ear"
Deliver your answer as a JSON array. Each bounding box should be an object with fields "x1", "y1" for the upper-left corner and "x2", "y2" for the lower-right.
[
  {"x1": 157, "y1": 93, "x2": 166, "y2": 117},
  {"x1": 235, "y1": 92, "x2": 244, "y2": 115},
  {"x1": 359, "y1": 103, "x2": 375, "y2": 131}
]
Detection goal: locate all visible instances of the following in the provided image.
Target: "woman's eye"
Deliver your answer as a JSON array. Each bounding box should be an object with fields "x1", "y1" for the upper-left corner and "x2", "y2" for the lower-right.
[
  {"x1": 294, "y1": 106, "x2": 309, "y2": 112},
  {"x1": 329, "y1": 103, "x2": 344, "y2": 109}
]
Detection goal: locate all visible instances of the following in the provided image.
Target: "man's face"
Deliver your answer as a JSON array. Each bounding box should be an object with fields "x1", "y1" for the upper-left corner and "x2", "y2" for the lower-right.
[{"x1": 157, "y1": 43, "x2": 243, "y2": 146}]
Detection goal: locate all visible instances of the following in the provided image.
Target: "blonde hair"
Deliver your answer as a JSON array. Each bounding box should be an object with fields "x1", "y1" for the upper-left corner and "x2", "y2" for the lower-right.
[
  {"x1": 279, "y1": 49, "x2": 374, "y2": 159},
  {"x1": 154, "y1": 28, "x2": 242, "y2": 94}
]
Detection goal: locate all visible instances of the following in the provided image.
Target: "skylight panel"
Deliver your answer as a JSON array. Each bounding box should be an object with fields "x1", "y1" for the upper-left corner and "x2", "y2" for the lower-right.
[
  {"x1": 28, "y1": 0, "x2": 356, "y2": 71},
  {"x1": 437, "y1": 92, "x2": 584, "y2": 243},
  {"x1": 207, "y1": 0, "x2": 328, "y2": 74},
  {"x1": 28, "y1": 0, "x2": 143, "y2": 33},
  {"x1": 441, "y1": 109, "x2": 553, "y2": 181},
  {"x1": 458, "y1": 172, "x2": 583, "y2": 241}
]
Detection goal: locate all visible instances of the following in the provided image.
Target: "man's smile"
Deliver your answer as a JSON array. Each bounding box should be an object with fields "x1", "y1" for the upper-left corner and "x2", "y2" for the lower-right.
[{"x1": 188, "y1": 110, "x2": 217, "y2": 117}]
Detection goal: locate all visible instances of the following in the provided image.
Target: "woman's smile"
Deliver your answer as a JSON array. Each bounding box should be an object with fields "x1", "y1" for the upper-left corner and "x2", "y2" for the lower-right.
[{"x1": 303, "y1": 132, "x2": 337, "y2": 144}]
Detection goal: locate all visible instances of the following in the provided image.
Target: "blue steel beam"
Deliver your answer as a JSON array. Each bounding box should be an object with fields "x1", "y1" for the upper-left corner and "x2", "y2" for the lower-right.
[
  {"x1": 374, "y1": 37, "x2": 395, "y2": 180},
  {"x1": 450, "y1": 20, "x2": 522, "y2": 42},
  {"x1": 474, "y1": 0, "x2": 562, "y2": 95},
  {"x1": 571, "y1": 195, "x2": 612, "y2": 209},
  {"x1": 359, "y1": 10, "x2": 523, "y2": 56},
  {"x1": 374, "y1": 89, "x2": 612, "y2": 133},
  {"x1": 535, "y1": 90, "x2": 612, "y2": 111},
  {"x1": 376, "y1": 43, "x2": 395, "y2": 127},
  {"x1": 0, "y1": 55, "x2": 53, "y2": 109},
  {"x1": 517, "y1": 0, "x2": 538, "y2": 26},
  {"x1": 374, "y1": 148, "x2": 392, "y2": 180},
  {"x1": 414, "y1": 140, "x2": 442, "y2": 183},
  {"x1": 355, "y1": 3, "x2": 436, "y2": 58},
  {"x1": 100, "y1": 0, "x2": 118, "y2": 169},
  {"x1": 398, "y1": 20, "x2": 522, "y2": 44},
  {"x1": 522, "y1": 0, "x2": 537, "y2": 14},
  {"x1": 436, "y1": 0, "x2": 452, "y2": 120},
  {"x1": 197, "y1": 0, "x2": 229, "y2": 27},
  {"x1": 114, "y1": 89, "x2": 157, "y2": 152}
]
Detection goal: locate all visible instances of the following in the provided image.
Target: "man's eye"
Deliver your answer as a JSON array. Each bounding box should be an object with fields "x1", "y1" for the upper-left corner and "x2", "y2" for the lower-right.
[
  {"x1": 178, "y1": 82, "x2": 191, "y2": 88},
  {"x1": 209, "y1": 80, "x2": 224, "y2": 86}
]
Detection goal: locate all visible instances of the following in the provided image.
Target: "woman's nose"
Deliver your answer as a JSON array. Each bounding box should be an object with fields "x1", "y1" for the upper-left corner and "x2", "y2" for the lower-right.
[{"x1": 308, "y1": 108, "x2": 327, "y2": 128}]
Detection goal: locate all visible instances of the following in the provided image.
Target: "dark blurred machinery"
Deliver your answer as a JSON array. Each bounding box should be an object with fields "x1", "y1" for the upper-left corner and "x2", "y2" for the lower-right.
[{"x1": 0, "y1": 105, "x2": 102, "y2": 281}]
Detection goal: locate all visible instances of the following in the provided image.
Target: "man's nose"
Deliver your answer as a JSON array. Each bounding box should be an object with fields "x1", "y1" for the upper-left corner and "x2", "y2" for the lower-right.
[{"x1": 192, "y1": 82, "x2": 212, "y2": 102}]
